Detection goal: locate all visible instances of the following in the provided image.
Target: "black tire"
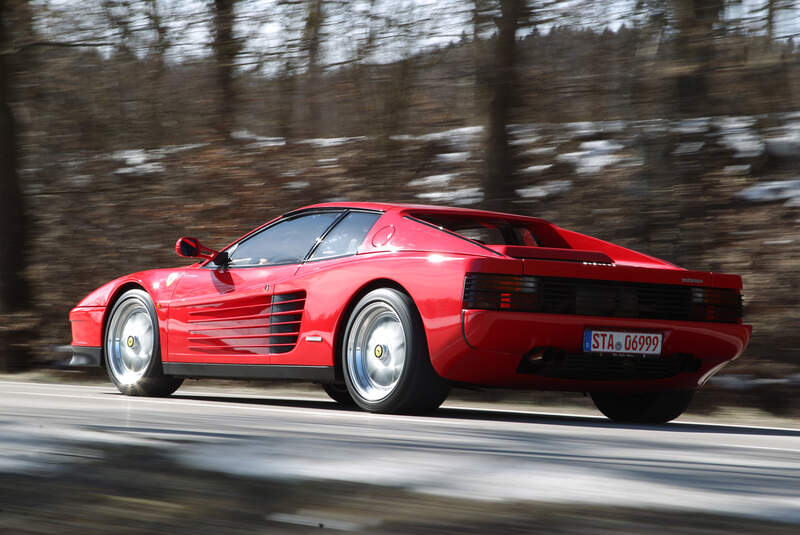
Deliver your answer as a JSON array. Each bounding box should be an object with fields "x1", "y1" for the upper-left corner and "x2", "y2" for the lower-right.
[
  {"x1": 590, "y1": 390, "x2": 695, "y2": 424},
  {"x1": 104, "y1": 289, "x2": 183, "y2": 397},
  {"x1": 342, "y1": 288, "x2": 450, "y2": 414},
  {"x1": 321, "y1": 383, "x2": 357, "y2": 407}
]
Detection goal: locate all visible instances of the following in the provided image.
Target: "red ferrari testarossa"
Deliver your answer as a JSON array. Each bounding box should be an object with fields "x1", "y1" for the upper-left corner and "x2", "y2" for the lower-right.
[{"x1": 68, "y1": 202, "x2": 751, "y2": 422}]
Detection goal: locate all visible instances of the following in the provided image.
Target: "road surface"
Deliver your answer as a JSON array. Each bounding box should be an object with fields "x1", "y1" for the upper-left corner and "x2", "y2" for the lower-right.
[{"x1": 1, "y1": 380, "x2": 799, "y2": 532}]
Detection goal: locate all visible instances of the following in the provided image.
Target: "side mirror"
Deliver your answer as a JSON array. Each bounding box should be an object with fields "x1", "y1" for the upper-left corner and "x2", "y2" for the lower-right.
[{"x1": 175, "y1": 237, "x2": 229, "y2": 266}]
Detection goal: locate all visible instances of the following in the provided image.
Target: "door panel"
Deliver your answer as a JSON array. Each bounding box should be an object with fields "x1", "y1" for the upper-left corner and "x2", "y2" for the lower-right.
[{"x1": 167, "y1": 265, "x2": 297, "y2": 364}]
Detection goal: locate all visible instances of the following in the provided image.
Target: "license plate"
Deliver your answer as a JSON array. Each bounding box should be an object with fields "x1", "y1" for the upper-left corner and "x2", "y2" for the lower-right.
[{"x1": 583, "y1": 330, "x2": 662, "y2": 355}]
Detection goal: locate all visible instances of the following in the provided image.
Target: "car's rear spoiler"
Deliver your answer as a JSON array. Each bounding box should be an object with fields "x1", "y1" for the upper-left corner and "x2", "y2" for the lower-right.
[{"x1": 487, "y1": 245, "x2": 614, "y2": 265}]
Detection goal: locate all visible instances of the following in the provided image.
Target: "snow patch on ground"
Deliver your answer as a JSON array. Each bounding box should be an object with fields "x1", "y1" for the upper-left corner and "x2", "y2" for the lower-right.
[
  {"x1": 720, "y1": 132, "x2": 765, "y2": 159},
  {"x1": 580, "y1": 140, "x2": 624, "y2": 153},
  {"x1": 111, "y1": 149, "x2": 157, "y2": 166},
  {"x1": 673, "y1": 141, "x2": 705, "y2": 156},
  {"x1": 299, "y1": 136, "x2": 366, "y2": 148},
  {"x1": 392, "y1": 126, "x2": 483, "y2": 147},
  {"x1": 522, "y1": 146, "x2": 557, "y2": 156},
  {"x1": 408, "y1": 173, "x2": 458, "y2": 187},
  {"x1": 516, "y1": 180, "x2": 572, "y2": 199},
  {"x1": 109, "y1": 144, "x2": 206, "y2": 175},
  {"x1": 552, "y1": 139, "x2": 625, "y2": 174},
  {"x1": 510, "y1": 136, "x2": 540, "y2": 146},
  {"x1": 558, "y1": 151, "x2": 621, "y2": 175},
  {"x1": 157, "y1": 143, "x2": 208, "y2": 154},
  {"x1": 672, "y1": 117, "x2": 710, "y2": 134},
  {"x1": 114, "y1": 162, "x2": 165, "y2": 175},
  {"x1": 232, "y1": 130, "x2": 286, "y2": 148},
  {"x1": 566, "y1": 121, "x2": 601, "y2": 139},
  {"x1": 435, "y1": 152, "x2": 470, "y2": 163},
  {"x1": 736, "y1": 179, "x2": 800, "y2": 205},
  {"x1": 284, "y1": 180, "x2": 311, "y2": 190},
  {"x1": 764, "y1": 120, "x2": 800, "y2": 159},
  {"x1": 520, "y1": 164, "x2": 552, "y2": 174},
  {"x1": 724, "y1": 165, "x2": 751, "y2": 175},
  {"x1": 416, "y1": 187, "x2": 483, "y2": 205},
  {"x1": 716, "y1": 115, "x2": 758, "y2": 132}
]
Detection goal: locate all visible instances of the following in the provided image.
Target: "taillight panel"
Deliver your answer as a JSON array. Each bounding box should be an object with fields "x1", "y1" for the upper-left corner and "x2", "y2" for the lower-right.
[{"x1": 463, "y1": 273, "x2": 540, "y2": 312}]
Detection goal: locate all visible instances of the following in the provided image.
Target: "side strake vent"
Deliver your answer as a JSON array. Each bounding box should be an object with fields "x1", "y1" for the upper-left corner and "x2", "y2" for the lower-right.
[
  {"x1": 268, "y1": 291, "x2": 306, "y2": 354},
  {"x1": 463, "y1": 273, "x2": 742, "y2": 324},
  {"x1": 187, "y1": 290, "x2": 306, "y2": 355}
]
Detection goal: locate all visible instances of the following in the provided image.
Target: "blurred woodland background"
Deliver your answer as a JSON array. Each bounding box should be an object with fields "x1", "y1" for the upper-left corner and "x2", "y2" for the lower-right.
[{"x1": 1, "y1": 0, "x2": 800, "y2": 413}]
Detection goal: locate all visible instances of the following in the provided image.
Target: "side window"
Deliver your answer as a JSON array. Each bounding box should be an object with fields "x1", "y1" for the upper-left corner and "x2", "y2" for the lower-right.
[
  {"x1": 309, "y1": 212, "x2": 381, "y2": 260},
  {"x1": 515, "y1": 228, "x2": 539, "y2": 246},
  {"x1": 227, "y1": 212, "x2": 341, "y2": 266}
]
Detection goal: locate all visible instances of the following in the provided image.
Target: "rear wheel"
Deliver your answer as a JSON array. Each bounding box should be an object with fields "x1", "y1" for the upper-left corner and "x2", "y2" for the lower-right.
[
  {"x1": 591, "y1": 390, "x2": 694, "y2": 424},
  {"x1": 104, "y1": 289, "x2": 183, "y2": 397},
  {"x1": 342, "y1": 288, "x2": 449, "y2": 414}
]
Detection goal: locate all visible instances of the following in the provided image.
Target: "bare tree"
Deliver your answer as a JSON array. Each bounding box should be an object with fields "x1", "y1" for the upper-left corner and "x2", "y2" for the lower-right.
[
  {"x1": 671, "y1": 0, "x2": 723, "y2": 117},
  {"x1": 482, "y1": 0, "x2": 524, "y2": 211},
  {"x1": 0, "y1": 0, "x2": 30, "y2": 315},
  {"x1": 751, "y1": 0, "x2": 793, "y2": 41},
  {"x1": 212, "y1": 0, "x2": 242, "y2": 139},
  {"x1": 144, "y1": 0, "x2": 170, "y2": 145},
  {"x1": 278, "y1": 59, "x2": 295, "y2": 142},
  {"x1": 301, "y1": 0, "x2": 324, "y2": 137},
  {"x1": 0, "y1": 0, "x2": 33, "y2": 371}
]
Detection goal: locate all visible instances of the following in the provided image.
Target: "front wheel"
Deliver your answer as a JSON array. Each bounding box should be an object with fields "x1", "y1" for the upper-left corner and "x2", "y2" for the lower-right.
[
  {"x1": 342, "y1": 288, "x2": 449, "y2": 414},
  {"x1": 104, "y1": 289, "x2": 183, "y2": 397},
  {"x1": 590, "y1": 390, "x2": 695, "y2": 424},
  {"x1": 321, "y1": 383, "x2": 356, "y2": 407}
]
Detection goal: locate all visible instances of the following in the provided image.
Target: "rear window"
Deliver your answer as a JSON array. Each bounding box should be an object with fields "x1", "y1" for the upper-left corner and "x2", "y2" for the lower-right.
[{"x1": 409, "y1": 213, "x2": 540, "y2": 246}]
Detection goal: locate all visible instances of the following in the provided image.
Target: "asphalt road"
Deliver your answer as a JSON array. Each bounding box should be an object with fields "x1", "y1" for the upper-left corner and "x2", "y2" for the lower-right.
[{"x1": 2, "y1": 380, "x2": 800, "y2": 527}]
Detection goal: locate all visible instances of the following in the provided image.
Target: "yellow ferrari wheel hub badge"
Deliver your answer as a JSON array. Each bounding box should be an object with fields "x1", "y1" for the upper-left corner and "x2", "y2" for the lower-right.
[
  {"x1": 374, "y1": 345, "x2": 383, "y2": 358},
  {"x1": 127, "y1": 336, "x2": 135, "y2": 348}
]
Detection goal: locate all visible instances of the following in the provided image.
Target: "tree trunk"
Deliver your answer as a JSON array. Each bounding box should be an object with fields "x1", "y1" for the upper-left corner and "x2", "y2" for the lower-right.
[
  {"x1": 302, "y1": 0, "x2": 324, "y2": 137},
  {"x1": 0, "y1": 0, "x2": 29, "y2": 314},
  {"x1": 483, "y1": 0, "x2": 522, "y2": 212},
  {"x1": 0, "y1": 0, "x2": 32, "y2": 371},
  {"x1": 146, "y1": 0, "x2": 169, "y2": 146},
  {"x1": 213, "y1": 0, "x2": 239, "y2": 140},
  {"x1": 278, "y1": 60, "x2": 294, "y2": 143},
  {"x1": 671, "y1": 0, "x2": 721, "y2": 117}
]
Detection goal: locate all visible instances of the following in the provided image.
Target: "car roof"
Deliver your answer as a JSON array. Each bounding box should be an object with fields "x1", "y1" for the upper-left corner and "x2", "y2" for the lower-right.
[{"x1": 294, "y1": 202, "x2": 550, "y2": 224}]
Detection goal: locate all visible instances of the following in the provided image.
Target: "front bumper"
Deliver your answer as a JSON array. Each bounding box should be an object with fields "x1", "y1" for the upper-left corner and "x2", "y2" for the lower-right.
[{"x1": 56, "y1": 345, "x2": 102, "y2": 367}]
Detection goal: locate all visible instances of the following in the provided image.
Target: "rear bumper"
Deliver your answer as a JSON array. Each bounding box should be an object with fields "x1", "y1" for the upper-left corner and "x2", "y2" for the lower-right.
[{"x1": 438, "y1": 309, "x2": 752, "y2": 391}]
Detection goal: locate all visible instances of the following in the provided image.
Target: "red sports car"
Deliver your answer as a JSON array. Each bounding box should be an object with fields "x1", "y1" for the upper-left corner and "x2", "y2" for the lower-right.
[{"x1": 68, "y1": 202, "x2": 751, "y2": 422}]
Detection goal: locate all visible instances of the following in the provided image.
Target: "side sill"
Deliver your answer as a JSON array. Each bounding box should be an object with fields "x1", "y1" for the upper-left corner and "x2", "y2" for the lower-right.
[{"x1": 162, "y1": 363, "x2": 336, "y2": 382}]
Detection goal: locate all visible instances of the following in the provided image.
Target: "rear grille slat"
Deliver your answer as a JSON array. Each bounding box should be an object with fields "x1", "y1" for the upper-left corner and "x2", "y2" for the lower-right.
[{"x1": 464, "y1": 274, "x2": 742, "y2": 324}]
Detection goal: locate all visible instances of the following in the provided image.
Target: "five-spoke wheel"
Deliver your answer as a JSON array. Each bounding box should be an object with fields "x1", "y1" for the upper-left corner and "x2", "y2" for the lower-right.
[
  {"x1": 104, "y1": 289, "x2": 182, "y2": 397},
  {"x1": 342, "y1": 288, "x2": 449, "y2": 414}
]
